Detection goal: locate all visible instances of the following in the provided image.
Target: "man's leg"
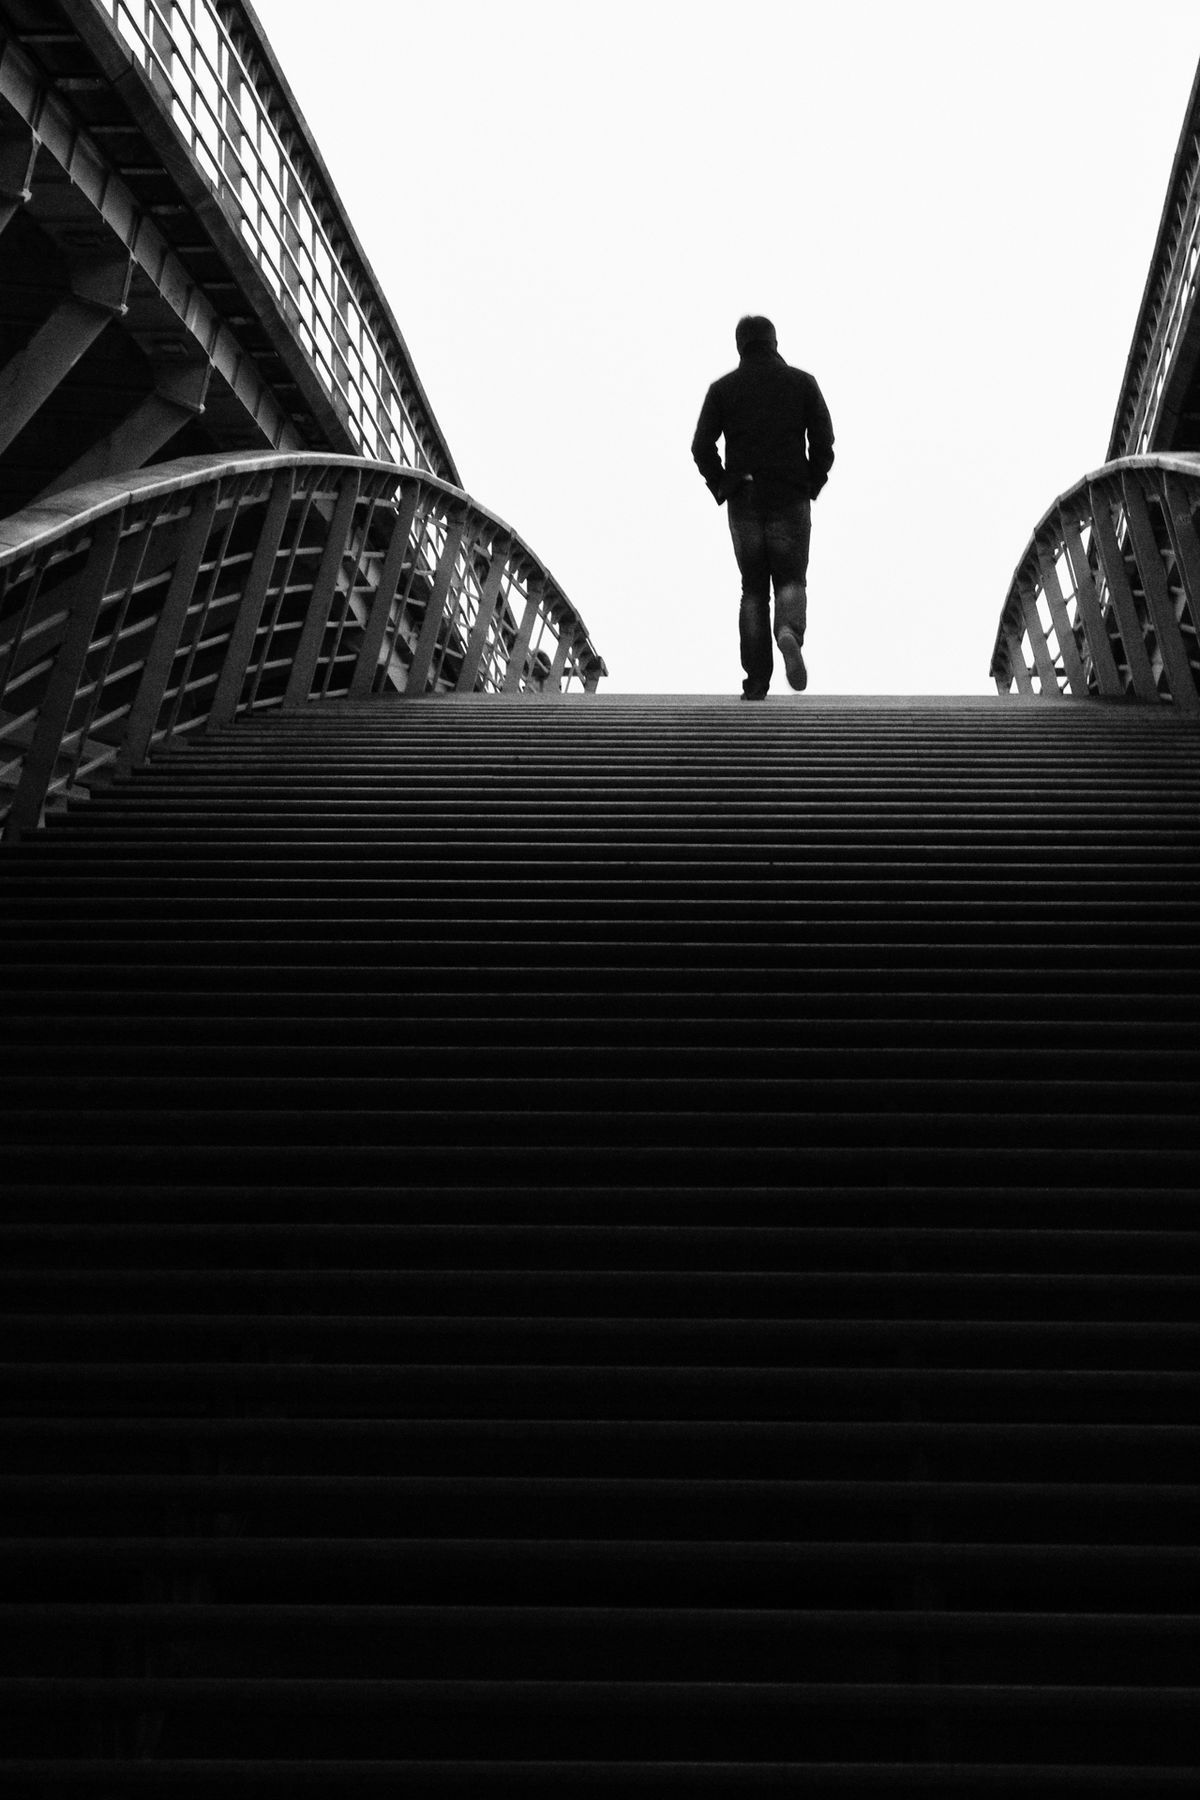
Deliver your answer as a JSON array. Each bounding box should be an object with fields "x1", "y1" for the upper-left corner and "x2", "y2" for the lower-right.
[
  {"x1": 767, "y1": 500, "x2": 812, "y2": 691},
  {"x1": 728, "y1": 494, "x2": 772, "y2": 697}
]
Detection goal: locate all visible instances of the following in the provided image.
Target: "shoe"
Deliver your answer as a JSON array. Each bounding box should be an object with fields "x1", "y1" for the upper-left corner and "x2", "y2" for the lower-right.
[
  {"x1": 741, "y1": 683, "x2": 768, "y2": 702},
  {"x1": 777, "y1": 627, "x2": 807, "y2": 692}
]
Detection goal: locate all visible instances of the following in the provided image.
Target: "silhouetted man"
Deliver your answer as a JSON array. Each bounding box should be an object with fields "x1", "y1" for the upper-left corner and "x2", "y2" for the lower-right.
[{"x1": 692, "y1": 315, "x2": 834, "y2": 699}]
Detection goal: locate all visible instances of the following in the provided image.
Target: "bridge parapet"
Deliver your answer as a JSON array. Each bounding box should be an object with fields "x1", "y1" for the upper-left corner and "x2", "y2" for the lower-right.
[
  {"x1": 991, "y1": 454, "x2": 1200, "y2": 706},
  {"x1": 37, "y1": 0, "x2": 458, "y2": 481},
  {"x1": 0, "y1": 451, "x2": 606, "y2": 839},
  {"x1": 1110, "y1": 65, "x2": 1200, "y2": 459},
  {"x1": 0, "y1": 1, "x2": 468, "y2": 509}
]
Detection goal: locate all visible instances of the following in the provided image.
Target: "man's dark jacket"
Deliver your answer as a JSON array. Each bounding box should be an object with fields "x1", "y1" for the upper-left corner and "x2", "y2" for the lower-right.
[{"x1": 692, "y1": 343, "x2": 834, "y2": 509}]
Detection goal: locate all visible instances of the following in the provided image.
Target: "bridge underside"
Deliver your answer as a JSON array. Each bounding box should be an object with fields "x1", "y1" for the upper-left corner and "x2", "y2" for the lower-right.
[
  {"x1": 0, "y1": 188, "x2": 276, "y2": 516},
  {"x1": 0, "y1": 32, "x2": 304, "y2": 519},
  {"x1": 0, "y1": 0, "x2": 451, "y2": 520},
  {"x1": 1145, "y1": 327, "x2": 1200, "y2": 455}
]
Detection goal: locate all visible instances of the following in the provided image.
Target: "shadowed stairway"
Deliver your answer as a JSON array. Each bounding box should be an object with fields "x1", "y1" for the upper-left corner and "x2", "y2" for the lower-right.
[{"x1": 2, "y1": 693, "x2": 1200, "y2": 1795}]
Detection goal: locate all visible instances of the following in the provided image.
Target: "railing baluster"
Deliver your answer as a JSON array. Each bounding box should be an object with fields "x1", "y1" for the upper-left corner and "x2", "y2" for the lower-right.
[
  {"x1": 349, "y1": 484, "x2": 421, "y2": 699},
  {"x1": 283, "y1": 472, "x2": 361, "y2": 707},
  {"x1": 547, "y1": 631, "x2": 572, "y2": 692},
  {"x1": 5, "y1": 510, "x2": 122, "y2": 838},
  {"x1": 1087, "y1": 485, "x2": 1160, "y2": 701},
  {"x1": 1057, "y1": 514, "x2": 1122, "y2": 697},
  {"x1": 0, "y1": 558, "x2": 48, "y2": 712},
  {"x1": 503, "y1": 584, "x2": 544, "y2": 695},
  {"x1": 208, "y1": 470, "x2": 293, "y2": 728},
  {"x1": 246, "y1": 481, "x2": 320, "y2": 712},
  {"x1": 1120, "y1": 473, "x2": 1200, "y2": 710},
  {"x1": 84, "y1": 0, "x2": 456, "y2": 483},
  {"x1": 456, "y1": 541, "x2": 511, "y2": 694},
  {"x1": 119, "y1": 484, "x2": 220, "y2": 772},
  {"x1": 1034, "y1": 542, "x2": 1087, "y2": 694},
  {"x1": 1001, "y1": 626, "x2": 1034, "y2": 695},
  {"x1": 1017, "y1": 578, "x2": 1060, "y2": 696},
  {"x1": 61, "y1": 507, "x2": 159, "y2": 794},
  {"x1": 323, "y1": 490, "x2": 384, "y2": 697},
  {"x1": 406, "y1": 515, "x2": 466, "y2": 695},
  {"x1": 1159, "y1": 471, "x2": 1200, "y2": 656}
]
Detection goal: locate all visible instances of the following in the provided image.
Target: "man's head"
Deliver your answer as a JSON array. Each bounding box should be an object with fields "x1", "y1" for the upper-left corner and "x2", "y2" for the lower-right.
[{"x1": 735, "y1": 315, "x2": 777, "y2": 355}]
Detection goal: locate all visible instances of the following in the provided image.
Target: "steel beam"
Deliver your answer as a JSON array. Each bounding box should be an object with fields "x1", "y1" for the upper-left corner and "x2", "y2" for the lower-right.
[
  {"x1": 0, "y1": 257, "x2": 132, "y2": 456},
  {"x1": 119, "y1": 486, "x2": 220, "y2": 773},
  {"x1": 1034, "y1": 542, "x2": 1087, "y2": 694},
  {"x1": 349, "y1": 485, "x2": 422, "y2": 700},
  {"x1": 456, "y1": 544, "x2": 512, "y2": 694},
  {"x1": 1160, "y1": 471, "x2": 1200, "y2": 656},
  {"x1": 547, "y1": 629, "x2": 572, "y2": 692},
  {"x1": 1057, "y1": 515, "x2": 1122, "y2": 697},
  {"x1": 283, "y1": 475, "x2": 362, "y2": 707},
  {"x1": 1017, "y1": 583, "x2": 1060, "y2": 696},
  {"x1": 503, "y1": 585, "x2": 544, "y2": 695},
  {"x1": 406, "y1": 520, "x2": 466, "y2": 695},
  {"x1": 40, "y1": 363, "x2": 211, "y2": 500},
  {"x1": 1001, "y1": 626, "x2": 1034, "y2": 695},
  {"x1": 208, "y1": 471, "x2": 293, "y2": 727},
  {"x1": 1086, "y1": 486, "x2": 1160, "y2": 702}
]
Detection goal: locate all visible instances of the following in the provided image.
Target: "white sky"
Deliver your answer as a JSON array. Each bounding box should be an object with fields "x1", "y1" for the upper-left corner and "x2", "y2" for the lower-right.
[{"x1": 252, "y1": 0, "x2": 1198, "y2": 696}]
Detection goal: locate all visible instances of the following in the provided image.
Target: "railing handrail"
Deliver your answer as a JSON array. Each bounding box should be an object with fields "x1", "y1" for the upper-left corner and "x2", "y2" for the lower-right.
[
  {"x1": 0, "y1": 451, "x2": 570, "y2": 596},
  {"x1": 1001, "y1": 452, "x2": 1200, "y2": 584},
  {"x1": 991, "y1": 452, "x2": 1200, "y2": 704},
  {"x1": 0, "y1": 451, "x2": 606, "y2": 840}
]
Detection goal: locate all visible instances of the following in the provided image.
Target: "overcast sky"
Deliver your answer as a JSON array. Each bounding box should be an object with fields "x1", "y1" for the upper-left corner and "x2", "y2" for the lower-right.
[{"x1": 252, "y1": 0, "x2": 1198, "y2": 696}]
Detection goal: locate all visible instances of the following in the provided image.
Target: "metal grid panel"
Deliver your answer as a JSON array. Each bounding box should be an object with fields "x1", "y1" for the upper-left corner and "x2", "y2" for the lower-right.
[
  {"x1": 102, "y1": 0, "x2": 447, "y2": 476},
  {"x1": 991, "y1": 454, "x2": 1200, "y2": 708},
  {"x1": 1111, "y1": 72, "x2": 1200, "y2": 458},
  {"x1": 0, "y1": 450, "x2": 607, "y2": 837}
]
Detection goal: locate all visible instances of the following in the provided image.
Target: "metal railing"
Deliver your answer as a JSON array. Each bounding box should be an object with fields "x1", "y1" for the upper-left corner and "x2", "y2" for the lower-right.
[
  {"x1": 0, "y1": 451, "x2": 606, "y2": 839},
  {"x1": 1109, "y1": 64, "x2": 1200, "y2": 457},
  {"x1": 990, "y1": 454, "x2": 1200, "y2": 707},
  {"x1": 86, "y1": 0, "x2": 458, "y2": 481}
]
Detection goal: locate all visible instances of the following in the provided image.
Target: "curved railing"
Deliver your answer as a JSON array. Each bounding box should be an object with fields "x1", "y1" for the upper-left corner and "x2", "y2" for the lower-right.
[
  {"x1": 0, "y1": 451, "x2": 606, "y2": 839},
  {"x1": 991, "y1": 454, "x2": 1200, "y2": 707}
]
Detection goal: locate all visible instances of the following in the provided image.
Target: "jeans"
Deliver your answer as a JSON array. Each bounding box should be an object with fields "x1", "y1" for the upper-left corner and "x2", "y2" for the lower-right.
[{"x1": 727, "y1": 485, "x2": 811, "y2": 694}]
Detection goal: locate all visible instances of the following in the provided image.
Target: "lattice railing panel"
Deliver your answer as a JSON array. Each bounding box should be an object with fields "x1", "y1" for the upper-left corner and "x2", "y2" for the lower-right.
[
  {"x1": 992, "y1": 455, "x2": 1200, "y2": 708},
  {"x1": 94, "y1": 0, "x2": 456, "y2": 480},
  {"x1": 0, "y1": 451, "x2": 605, "y2": 838}
]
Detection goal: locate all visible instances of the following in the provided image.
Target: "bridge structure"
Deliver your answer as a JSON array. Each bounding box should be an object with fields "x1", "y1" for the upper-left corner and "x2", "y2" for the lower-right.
[
  {"x1": 992, "y1": 62, "x2": 1200, "y2": 705},
  {"x1": 0, "y1": 0, "x2": 605, "y2": 838},
  {"x1": 2, "y1": 5, "x2": 1200, "y2": 1795}
]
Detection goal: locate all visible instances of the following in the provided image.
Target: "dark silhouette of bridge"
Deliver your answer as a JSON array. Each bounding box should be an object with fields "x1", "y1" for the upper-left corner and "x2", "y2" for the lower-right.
[{"x1": 2, "y1": 6, "x2": 1199, "y2": 1794}]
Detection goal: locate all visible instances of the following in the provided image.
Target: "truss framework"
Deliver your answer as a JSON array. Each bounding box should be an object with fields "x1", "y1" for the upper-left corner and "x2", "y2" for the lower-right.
[
  {"x1": 991, "y1": 455, "x2": 1200, "y2": 708},
  {"x1": 1109, "y1": 65, "x2": 1200, "y2": 460},
  {"x1": 0, "y1": 451, "x2": 607, "y2": 838},
  {"x1": 79, "y1": 0, "x2": 457, "y2": 478}
]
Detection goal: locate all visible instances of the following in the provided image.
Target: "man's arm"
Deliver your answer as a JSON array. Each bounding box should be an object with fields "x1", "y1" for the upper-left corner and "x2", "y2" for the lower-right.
[
  {"x1": 805, "y1": 376, "x2": 834, "y2": 497},
  {"x1": 691, "y1": 383, "x2": 726, "y2": 502}
]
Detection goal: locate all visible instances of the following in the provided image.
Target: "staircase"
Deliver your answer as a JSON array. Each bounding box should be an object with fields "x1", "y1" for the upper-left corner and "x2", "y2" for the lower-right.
[{"x1": 2, "y1": 693, "x2": 1199, "y2": 1795}]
